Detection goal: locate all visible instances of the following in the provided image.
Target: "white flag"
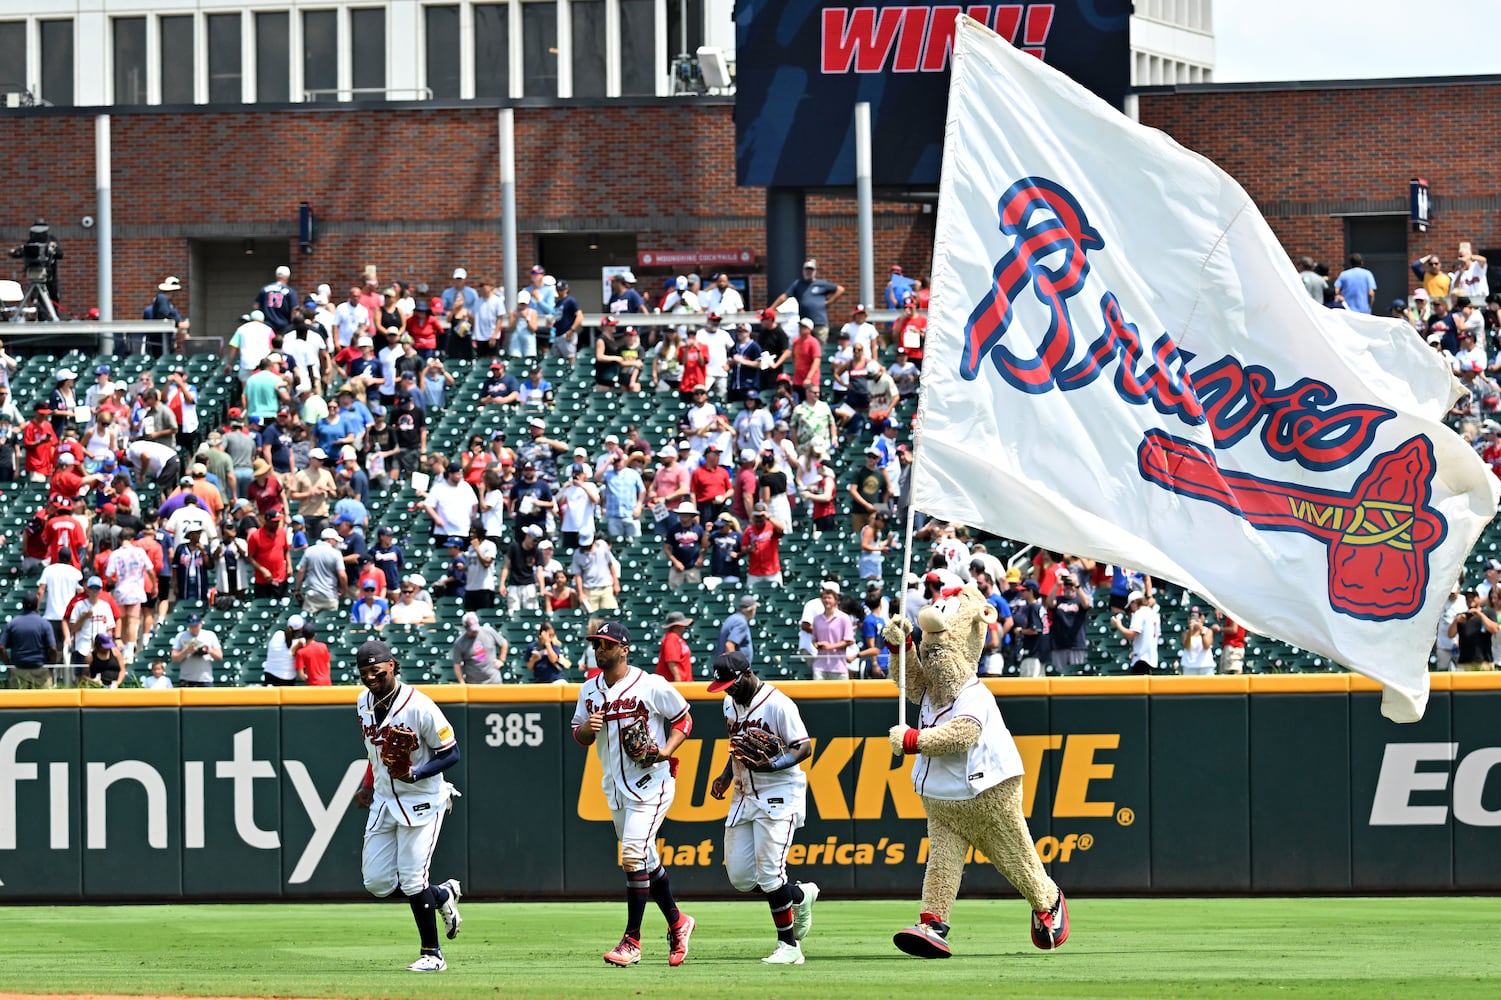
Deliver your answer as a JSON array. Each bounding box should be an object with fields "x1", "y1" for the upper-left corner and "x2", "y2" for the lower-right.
[{"x1": 914, "y1": 16, "x2": 1498, "y2": 721}]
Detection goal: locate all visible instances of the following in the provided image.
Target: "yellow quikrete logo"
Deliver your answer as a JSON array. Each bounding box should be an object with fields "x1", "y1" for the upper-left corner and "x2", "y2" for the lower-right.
[{"x1": 576, "y1": 733, "x2": 1119, "y2": 821}]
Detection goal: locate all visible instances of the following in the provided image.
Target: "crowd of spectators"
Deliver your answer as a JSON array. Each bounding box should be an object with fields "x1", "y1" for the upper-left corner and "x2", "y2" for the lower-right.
[{"x1": 9, "y1": 246, "x2": 1454, "y2": 690}]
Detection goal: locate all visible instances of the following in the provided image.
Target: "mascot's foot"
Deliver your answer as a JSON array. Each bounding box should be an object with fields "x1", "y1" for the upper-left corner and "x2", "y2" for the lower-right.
[
  {"x1": 1031, "y1": 890, "x2": 1070, "y2": 950},
  {"x1": 893, "y1": 912, "x2": 952, "y2": 959}
]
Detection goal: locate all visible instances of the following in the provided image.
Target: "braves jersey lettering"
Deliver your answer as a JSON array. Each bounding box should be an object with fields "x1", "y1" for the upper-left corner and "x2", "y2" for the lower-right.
[
  {"x1": 913, "y1": 678, "x2": 1024, "y2": 801},
  {"x1": 358, "y1": 684, "x2": 457, "y2": 826},
  {"x1": 573, "y1": 667, "x2": 690, "y2": 805},
  {"x1": 723, "y1": 684, "x2": 809, "y2": 826}
]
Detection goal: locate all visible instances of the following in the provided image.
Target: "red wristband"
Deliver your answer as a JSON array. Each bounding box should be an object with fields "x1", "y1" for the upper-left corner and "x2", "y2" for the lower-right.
[{"x1": 902, "y1": 728, "x2": 921, "y2": 755}]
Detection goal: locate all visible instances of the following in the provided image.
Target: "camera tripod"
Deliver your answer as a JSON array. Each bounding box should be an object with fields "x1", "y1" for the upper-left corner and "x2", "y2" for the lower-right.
[{"x1": 18, "y1": 278, "x2": 59, "y2": 322}]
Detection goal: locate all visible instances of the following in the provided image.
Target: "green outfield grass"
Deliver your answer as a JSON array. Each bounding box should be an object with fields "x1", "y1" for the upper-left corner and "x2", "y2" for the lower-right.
[{"x1": 0, "y1": 897, "x2": 1496, "y2": 999}]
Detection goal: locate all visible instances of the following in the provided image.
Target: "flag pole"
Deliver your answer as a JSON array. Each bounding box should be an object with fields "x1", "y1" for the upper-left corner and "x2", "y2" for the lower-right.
[{"x1": 894, "y1": 324, "x2": 933, "y2": 728}]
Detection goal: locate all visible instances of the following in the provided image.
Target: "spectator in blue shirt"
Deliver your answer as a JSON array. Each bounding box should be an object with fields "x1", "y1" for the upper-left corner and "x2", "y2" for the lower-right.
[
  {"x1": 1333, "y1": 253, "x2": 1377, "y2": 314},
  {"x1": 708, "y1": 514, "x2": 742, "y2": 584},
  {"x1": 350, "y1": 582, "x2": 391, "y2": 629},
  {"x1": 601, "y1": 451, "x2": 645, "y2": 541},
  {"x1": 526, "y1": 621, "x2": 566, "y2": 683},
  {"x1": 858, "y1": 593, "x2": 889, "y2": 680},
  {"x1": 606, "y1": 271, "x2": 646, "y2": 315},
  {"x1": 770, "y1": 259, "x2": 845, "y2": 339},
  {"x1": 716, "y1": 593, "x2": 757, "y2": 663},
  {"x1": 370, "y1": 525, "x2": 404, "y2": 592}
]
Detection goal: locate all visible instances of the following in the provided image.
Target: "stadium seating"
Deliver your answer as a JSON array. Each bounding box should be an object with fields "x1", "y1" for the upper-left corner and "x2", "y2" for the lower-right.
[{"x1": 3, "y1": 343, "x2": 1481, "y2": 689}]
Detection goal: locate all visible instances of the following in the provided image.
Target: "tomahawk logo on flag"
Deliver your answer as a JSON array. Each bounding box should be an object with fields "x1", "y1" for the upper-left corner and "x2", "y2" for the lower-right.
[{"x1": 914, "y1": 16, "x2": 1499, "y2": 721}]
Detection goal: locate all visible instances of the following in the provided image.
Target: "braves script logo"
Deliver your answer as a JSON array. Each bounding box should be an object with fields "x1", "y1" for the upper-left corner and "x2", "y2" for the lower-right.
[{"x1": 961, "y1": 176, "x2": 1446, "y2": 620}]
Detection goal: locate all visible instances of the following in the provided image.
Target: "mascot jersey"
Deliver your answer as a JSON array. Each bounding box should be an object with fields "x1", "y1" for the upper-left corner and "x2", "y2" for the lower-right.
[{"x1": 913, "y1": 677, "x2": 1024, "y2": 800}]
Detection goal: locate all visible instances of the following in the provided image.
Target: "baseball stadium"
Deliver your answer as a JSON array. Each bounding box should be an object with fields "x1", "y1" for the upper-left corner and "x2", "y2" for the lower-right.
[{"x1": 2, "y1": 3, "x2": 1499, "y2": 999}]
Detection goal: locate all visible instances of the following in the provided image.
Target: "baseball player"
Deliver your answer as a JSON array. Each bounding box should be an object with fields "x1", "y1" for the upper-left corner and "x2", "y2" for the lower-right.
[
  {"x1": 571, "y1": 621, "x2": 697, "y2": 968},
  {"x1": 707, "y1": 651, "x2": 817, "y2": 965},
  {"x1": 353, "y1": 638, "x2": 464, "y2": 972}
]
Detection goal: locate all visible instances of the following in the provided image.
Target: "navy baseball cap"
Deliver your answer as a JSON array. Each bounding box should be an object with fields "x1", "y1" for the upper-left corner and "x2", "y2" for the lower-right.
[
  {"x1": 187, "y1": 612, "x2": 203, "y2": 624},
  {"x1": 356, "y1": 639, "x2": 395, "y2": 667},
  {"x1": 588, "y1": 621, "x2": 631, "y2": 646},
  {"x1": 708, "y1": 651, "x2": 752, "y2": 692}
]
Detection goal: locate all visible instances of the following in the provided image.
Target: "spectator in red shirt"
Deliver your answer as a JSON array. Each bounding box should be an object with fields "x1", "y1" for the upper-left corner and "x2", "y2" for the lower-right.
[
  {"x1": 1215, "y1": 610, "x2": 1246, "y2": 675},
  {"x1": 247, "y1": 507, "x2": 291, "y2": 598},
  {"x1": 295, "y1": 622, "x2": 331, "y2": 685},
  {"x1": 44, "y1": 497, "x2": 87, "y2": 567},
  {"x1": 679, "y1": 336, "x2": 709, "y2": 404},
  {"x1": 247, "y1": 459, "x2": 285, "y2": 517},
  {"x1": 23, "y1": 403, "x2": 57, "y2": 482},
  {"x1": 894, "y1": 294, "x2": 926, "y2": 367},
  {"x1": 49, "y1": 452, "x2": 100, "y2": 501},
  {"x1": 741, "y1": 503, "x2": 786, "y2": 590},
  {"x1": 655, "y1": 611, "x2": 695, "y2": 683},
  {"x1": 690, "y1": 445, "x2": 733, "y2": 523},
  {"x1": 792, "y1": 317, "x2": 822, "y2": 395},
  {"x1": 731, "y1": 448, "x2": 759, "y2": 523},
  {"x1": 406, "y1": 301, "x2": 443, "y2": 357}
]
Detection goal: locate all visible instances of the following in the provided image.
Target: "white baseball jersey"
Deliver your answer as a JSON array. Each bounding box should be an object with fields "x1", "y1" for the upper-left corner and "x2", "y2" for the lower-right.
[
  {"x1": 572, "y1": 666, "x2": 690, "y2": 808},
  {"x1": 724, "y1": 683, "x2": 809, "y2": 825},
  {"x1": 358, "y1": 683, "x2": 457, "y2": 826},
  {"x1": 912, "y1": 678, "x2": 1024, "y2": 801}
]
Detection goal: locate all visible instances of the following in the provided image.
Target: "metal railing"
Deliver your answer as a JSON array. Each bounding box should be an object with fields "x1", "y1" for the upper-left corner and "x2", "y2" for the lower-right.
[{"x1": 302, "y1": 87, "x2": 434, "y2": 102}]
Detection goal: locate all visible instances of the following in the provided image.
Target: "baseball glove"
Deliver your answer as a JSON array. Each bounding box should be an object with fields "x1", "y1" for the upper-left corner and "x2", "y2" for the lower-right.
[
  {"x1": 731, "y1": 727, "x2": 787, "y2": 767},
  {"x1": 619, "y1": 708, "x2": 659, "y2": 765},
  {"x1": 380, "y1": 724, "x2": 421, "y2": 781}
]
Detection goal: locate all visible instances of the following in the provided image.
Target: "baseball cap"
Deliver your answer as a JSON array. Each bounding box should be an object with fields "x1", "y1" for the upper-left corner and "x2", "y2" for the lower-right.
[
  {"x1": 820, "y1": 580, "x2": 841, "y2": 594},
  {"x1": 738, "y1": 448, "x2": 756, "y2": 464},
  {"x1": 445, "y1": 535, "x2": 465, "y2": 548},
  {"x1": 1127, "y1": 589, "x2": 1145, "y2": 605},
  {"x1": 802, "y1": 259, "x2": 817, "y2": 269},
  {"x1": 356, "y1": 639, "x2": 395, "y2": 667},
  {"x1": 87, "y1": 576, "x2": 103, "y2": 589},
  {"x1": 523, "y1": 524, "x2": 545, "y2": 538},
  {"x1": 361, "y1": 581, "x2": 376, "y2": 590},
  {"x1": 250, "y1": 310, "x2": 265, "y2": 322},
  {"x1": 744, "y1": 388, "x2": 760, "y2": 401},
  {"x1": 1022, "y1": 580, "x2": 1041, "y2": 593},
  {"x1": 453, "y1": 267, "x2": 468, "y2": 279},
  {"x1": 287, "y1": 614, "x2": 306, "y2": 631},
  {"x1": 573, "y1": 447, "x2": 588, "y2": 457},
  {"x1": 738, "y1": 594, "x2": 759, "y2": 610},
  {"x1": 761, "y1": 307, "x2": 778, "y2": 320},
  {"x1": 462, "y1": 611, "x2": 480, "y2": 630},
  {"x1": 1005, "y1": 567, "x2": 1023, "y2": 583},
  {"x1": 321, "y1": 528, "x2": 340, "y2": 541},
  {"x1": 291, "y1": 514, "x2": 305, "y2": 524},
  {"x1": 275, "y1": 265, "x2": 291, "y2": 278},
  {"x1": 753, "y1": 502, "x2": 769, "y2": 513},
  {"x1": 588, "y1": 621, "x2": 631, "y2": 646},
  {"x1": 853, "y1": 303, "x2": 868, "y2": 314},
  {"x1": 186, "y1": 612, "x2": 203, "y2": 625},
  {"x1": 707, "y1": 311, "x2": 722, "y2": 322},
  {"x1": 1486, "y1": 559, "x2": 1501, "y2": 572},
  {"x1": 1412, "y1": 287, "x2": 1430, "y2": 300},
  {"x1": 527, "y1": 416, "x2": 546, "y2": 429},
  {"x1": 708, "y1": 651, "x2": 752, "y2": 692},
  {"x1": 58, "y1": 453, "x2": 76, "y2": 466},
  {"x1": 530, "y1": 264, "x2": 546, "y2": 275},
  {"x1": 864, "y1": 446, "x2": 881, "y2": 456},
  {"x1": 309, "y1": 447, "x2": 328, "y2": 461},
  {"x1": 95, "y1": 634, "x2": 115, "y2": 649},
  {"x1": 266, "y1": 508, "x2": 283, "y2": 520}
]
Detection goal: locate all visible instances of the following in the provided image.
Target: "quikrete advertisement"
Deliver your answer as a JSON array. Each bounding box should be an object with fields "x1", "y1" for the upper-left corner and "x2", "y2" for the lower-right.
[{"x1": 2, "y1": 685, "x2": 1498, "y2": 900}]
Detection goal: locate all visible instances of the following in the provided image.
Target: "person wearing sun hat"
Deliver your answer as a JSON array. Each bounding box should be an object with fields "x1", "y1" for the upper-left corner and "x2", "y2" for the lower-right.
[{"x1": 655, "y1": 610, "x2": 696, "y2": 683}]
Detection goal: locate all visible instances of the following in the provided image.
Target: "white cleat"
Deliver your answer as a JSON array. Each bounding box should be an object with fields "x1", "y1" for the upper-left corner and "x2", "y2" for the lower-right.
[
  {"x1": 406, "y1": 954, "x2": 447, "y2": 972},
  {"x1": 438, "y1": 879, "x2": 463, "y2": 939},
  {"x1": 761, "y1": 941, "x2": 805, "y2": 965},
  {"x1": 793, "y1": 881, "x2": 819, "y2": 941}
]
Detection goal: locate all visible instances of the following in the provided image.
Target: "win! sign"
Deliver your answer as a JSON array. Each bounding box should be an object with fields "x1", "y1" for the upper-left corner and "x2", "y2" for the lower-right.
[{"x1": 735, "y1": 0, "x2": 1130, "y2": 188}]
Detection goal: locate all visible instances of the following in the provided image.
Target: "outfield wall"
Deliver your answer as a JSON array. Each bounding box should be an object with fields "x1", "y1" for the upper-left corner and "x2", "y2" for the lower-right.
[{"x1": 2, "y1": 675, "x2": 1498, "y2": 901}]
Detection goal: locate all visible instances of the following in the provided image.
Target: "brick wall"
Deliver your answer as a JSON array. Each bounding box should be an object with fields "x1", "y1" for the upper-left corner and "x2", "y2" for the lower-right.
[
  {"x1": 1, "y1": 103, "x2": 937, "y2": 319},
  {"x1": 1137, "y1": 82, "x2": 1501, "y2": 284}
]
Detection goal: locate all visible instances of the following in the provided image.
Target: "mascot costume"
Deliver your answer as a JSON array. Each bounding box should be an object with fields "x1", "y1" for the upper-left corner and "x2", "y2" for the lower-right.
[{"x1": 885, "y1": 583, "x2": 1069, "y2": 958}]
